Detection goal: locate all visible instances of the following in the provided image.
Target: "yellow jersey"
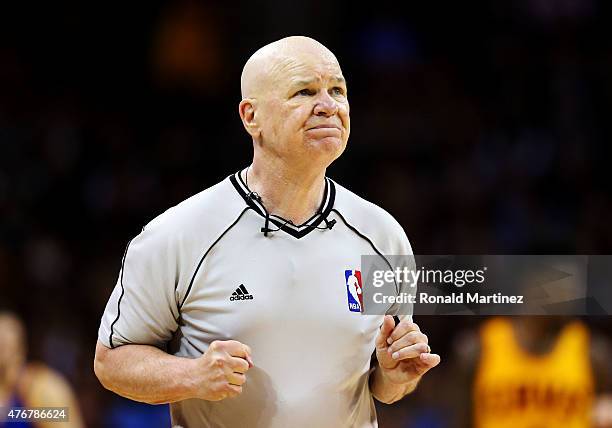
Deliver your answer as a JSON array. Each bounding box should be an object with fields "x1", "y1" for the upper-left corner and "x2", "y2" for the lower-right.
[{"x1": 473, "y1": 317, "x2": 594, "y2": 428}]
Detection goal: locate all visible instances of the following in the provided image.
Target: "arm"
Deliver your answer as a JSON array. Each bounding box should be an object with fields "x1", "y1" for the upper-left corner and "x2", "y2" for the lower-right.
[
  {"x1": 370, "y1": 316, "x2": 440, "y2": 404},
  {"x1": 94, "y1": 341, "x2": 196, "y2": 404},
  {"x1": 95, "y1": 225, "x2": 202, "y2": 404},
  {"x1": 93, "y1": 340, "x2": 252, "y2": 405}
]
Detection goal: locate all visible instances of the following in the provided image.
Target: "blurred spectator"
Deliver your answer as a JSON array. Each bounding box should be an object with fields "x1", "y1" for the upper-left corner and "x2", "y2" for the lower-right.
[
  {"x1": 0, "y1": 312, "x2": 84, "y2": 428},
  {"x1": 453, "y1": 317, "x2": 612, "y2": 428}
]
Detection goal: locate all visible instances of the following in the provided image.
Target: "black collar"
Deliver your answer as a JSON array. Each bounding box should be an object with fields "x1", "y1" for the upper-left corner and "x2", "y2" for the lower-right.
[{"x1": 229, "y1": 169, "x2": 336, "y2": 239}]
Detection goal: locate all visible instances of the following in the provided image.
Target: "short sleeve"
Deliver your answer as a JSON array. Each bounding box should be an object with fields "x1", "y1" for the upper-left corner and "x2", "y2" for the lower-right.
[{"x1": 98, "y1": 222, "x2": 180, "y2": 349}]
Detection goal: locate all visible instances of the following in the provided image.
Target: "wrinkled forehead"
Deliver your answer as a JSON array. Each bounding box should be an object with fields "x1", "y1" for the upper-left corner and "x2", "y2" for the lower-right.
[{"x1": 268, "y1": 51, "x2": 345, "y2": 88}]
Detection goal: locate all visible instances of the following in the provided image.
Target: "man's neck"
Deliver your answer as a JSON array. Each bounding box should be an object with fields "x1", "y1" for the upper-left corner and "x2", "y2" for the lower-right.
[{"x1": 244, "y1": 158, "x2": 327, "y2": 225}]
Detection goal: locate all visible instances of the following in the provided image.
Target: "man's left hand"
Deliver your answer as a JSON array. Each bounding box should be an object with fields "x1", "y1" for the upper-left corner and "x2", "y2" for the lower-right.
[{"x1": 375, "y1": 315, "x2": 441, "y2": 385}]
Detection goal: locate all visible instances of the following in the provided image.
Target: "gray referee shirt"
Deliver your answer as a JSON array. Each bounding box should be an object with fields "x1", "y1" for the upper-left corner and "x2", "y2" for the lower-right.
[{"x1": 98, "y1": 169, "x2": 413, "y2": 428}]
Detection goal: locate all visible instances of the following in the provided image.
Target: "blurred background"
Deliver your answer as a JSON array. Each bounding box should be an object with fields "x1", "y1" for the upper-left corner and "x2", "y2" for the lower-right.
[{"x1": 1, "y1": 0, "x2": 611, "y2": 427}]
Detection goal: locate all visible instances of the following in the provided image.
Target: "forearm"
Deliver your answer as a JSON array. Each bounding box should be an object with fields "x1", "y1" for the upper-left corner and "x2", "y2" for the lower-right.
[
  {"x1": 94, "y1": 341, "x2": 196, "y2": 404},
  {"x1": 369, "y1": 363, "x2": 419, "y2": 404}
]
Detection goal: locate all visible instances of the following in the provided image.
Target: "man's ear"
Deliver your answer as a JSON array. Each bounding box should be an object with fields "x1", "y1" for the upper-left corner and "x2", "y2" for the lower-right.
[{"x1": 239, "y1": 99, "x2": 260, "y2": 138}]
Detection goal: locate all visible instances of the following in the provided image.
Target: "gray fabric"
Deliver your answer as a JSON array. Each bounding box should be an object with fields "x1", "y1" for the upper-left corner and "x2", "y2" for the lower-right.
[{"x1": 98, "y1": 171, "x2": 413, "y2": 428}]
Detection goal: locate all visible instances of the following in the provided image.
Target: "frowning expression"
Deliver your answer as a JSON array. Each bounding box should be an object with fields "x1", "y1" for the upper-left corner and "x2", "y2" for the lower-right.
[{"x1": 253, "y1": 51, "x2": 350, "y2": 165}]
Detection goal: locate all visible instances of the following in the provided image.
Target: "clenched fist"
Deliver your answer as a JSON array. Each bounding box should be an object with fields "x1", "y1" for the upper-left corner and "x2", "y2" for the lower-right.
[{"x1": 190, "y1": 340, "x2": 253, "y2": 401}]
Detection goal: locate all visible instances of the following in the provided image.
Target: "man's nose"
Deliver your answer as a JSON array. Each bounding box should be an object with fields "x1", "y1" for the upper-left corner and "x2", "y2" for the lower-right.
[{"x1": 313, "y1": 92, "x2": 339, "y2": 117}]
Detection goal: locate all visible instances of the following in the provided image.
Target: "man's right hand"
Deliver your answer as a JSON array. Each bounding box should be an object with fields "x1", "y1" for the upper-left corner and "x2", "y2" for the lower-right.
[{"x1": 190, "y1": 340, "x2": 253, "y2": 401}]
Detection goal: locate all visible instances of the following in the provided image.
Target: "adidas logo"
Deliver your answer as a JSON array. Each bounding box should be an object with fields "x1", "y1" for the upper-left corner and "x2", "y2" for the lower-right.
[{"x1": 230, "y1": 284, "x2": 253, "y2": 301}]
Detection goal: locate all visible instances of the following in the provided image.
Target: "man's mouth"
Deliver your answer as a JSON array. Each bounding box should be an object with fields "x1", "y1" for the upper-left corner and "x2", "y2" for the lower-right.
[{"x1": 307, "y1": 124, "x2": 342, "y2": 131}]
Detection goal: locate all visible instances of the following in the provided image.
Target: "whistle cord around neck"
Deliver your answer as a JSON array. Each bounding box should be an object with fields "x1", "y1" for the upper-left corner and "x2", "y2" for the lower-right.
[{"x1": 243, "y1": 167, "x2": 335, "y2": 236}]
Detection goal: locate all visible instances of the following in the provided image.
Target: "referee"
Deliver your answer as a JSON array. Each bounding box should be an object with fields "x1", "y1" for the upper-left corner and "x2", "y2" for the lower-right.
[{"x1": 94, "y1": 36, "x2": 440, "y2": 428}]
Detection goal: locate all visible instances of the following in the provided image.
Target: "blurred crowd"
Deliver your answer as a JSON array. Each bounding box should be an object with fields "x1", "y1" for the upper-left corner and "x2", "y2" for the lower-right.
[{"x1": 1, "y1": 0, "x2": 611, "y2": 426}]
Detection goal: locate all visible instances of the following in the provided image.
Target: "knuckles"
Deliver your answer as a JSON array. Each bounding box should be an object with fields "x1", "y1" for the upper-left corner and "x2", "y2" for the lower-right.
[
  {"x1": 208, "y1": 339, "x2": 250, "y2": 357},
  {"x1": 212, "y1": 356, "x2": 225, "y2": 368},
  {"x1": 390, "y1": 331, "x2": 428, "y2": 348},
  {"x1": 199, "y1": 339, "x2": 251, "y2": 401},
  {"x1": 209, "y1": 340, "x2": 224, "y2": 351},
  {"x1": 409, "y1": 332, "x2": 427, "y2": 343}
]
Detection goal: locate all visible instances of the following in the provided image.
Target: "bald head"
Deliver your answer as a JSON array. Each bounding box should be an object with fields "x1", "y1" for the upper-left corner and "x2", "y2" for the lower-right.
[
  {"x1": 241, "y1": 36, "x2": 341, "y2": 99},
  {"x1": 238, "y1": 36, "x2": 349, "y2": 166}
]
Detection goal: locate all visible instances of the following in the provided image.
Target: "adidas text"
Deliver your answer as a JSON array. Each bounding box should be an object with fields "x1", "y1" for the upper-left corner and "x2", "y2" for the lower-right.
[{"x1": 230, "y1": 295, "x2": 254, "y2": 301}]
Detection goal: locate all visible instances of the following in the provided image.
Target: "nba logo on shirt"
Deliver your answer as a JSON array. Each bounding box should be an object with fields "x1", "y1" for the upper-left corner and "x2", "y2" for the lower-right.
[{"x1": 345, "y1": 270, "x2": 363, "y2": 312}]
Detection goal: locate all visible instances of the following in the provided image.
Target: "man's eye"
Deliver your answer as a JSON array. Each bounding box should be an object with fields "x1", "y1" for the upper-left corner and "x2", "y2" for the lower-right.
[
  {"x1": 295, "y1": 89, "x2": 314, "y2": 97},
  {"x1": 331, "y1": 87, "x2": 345, "y2": 96}
]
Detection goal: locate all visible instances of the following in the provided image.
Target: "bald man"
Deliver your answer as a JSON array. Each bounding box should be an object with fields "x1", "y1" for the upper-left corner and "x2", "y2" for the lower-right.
[
  {"x1": 0, "y1": 312, "x2": 84, "y2": 428},
  {"x1": 94, "y1": 36, "x2": 439, "y2": 427}
]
